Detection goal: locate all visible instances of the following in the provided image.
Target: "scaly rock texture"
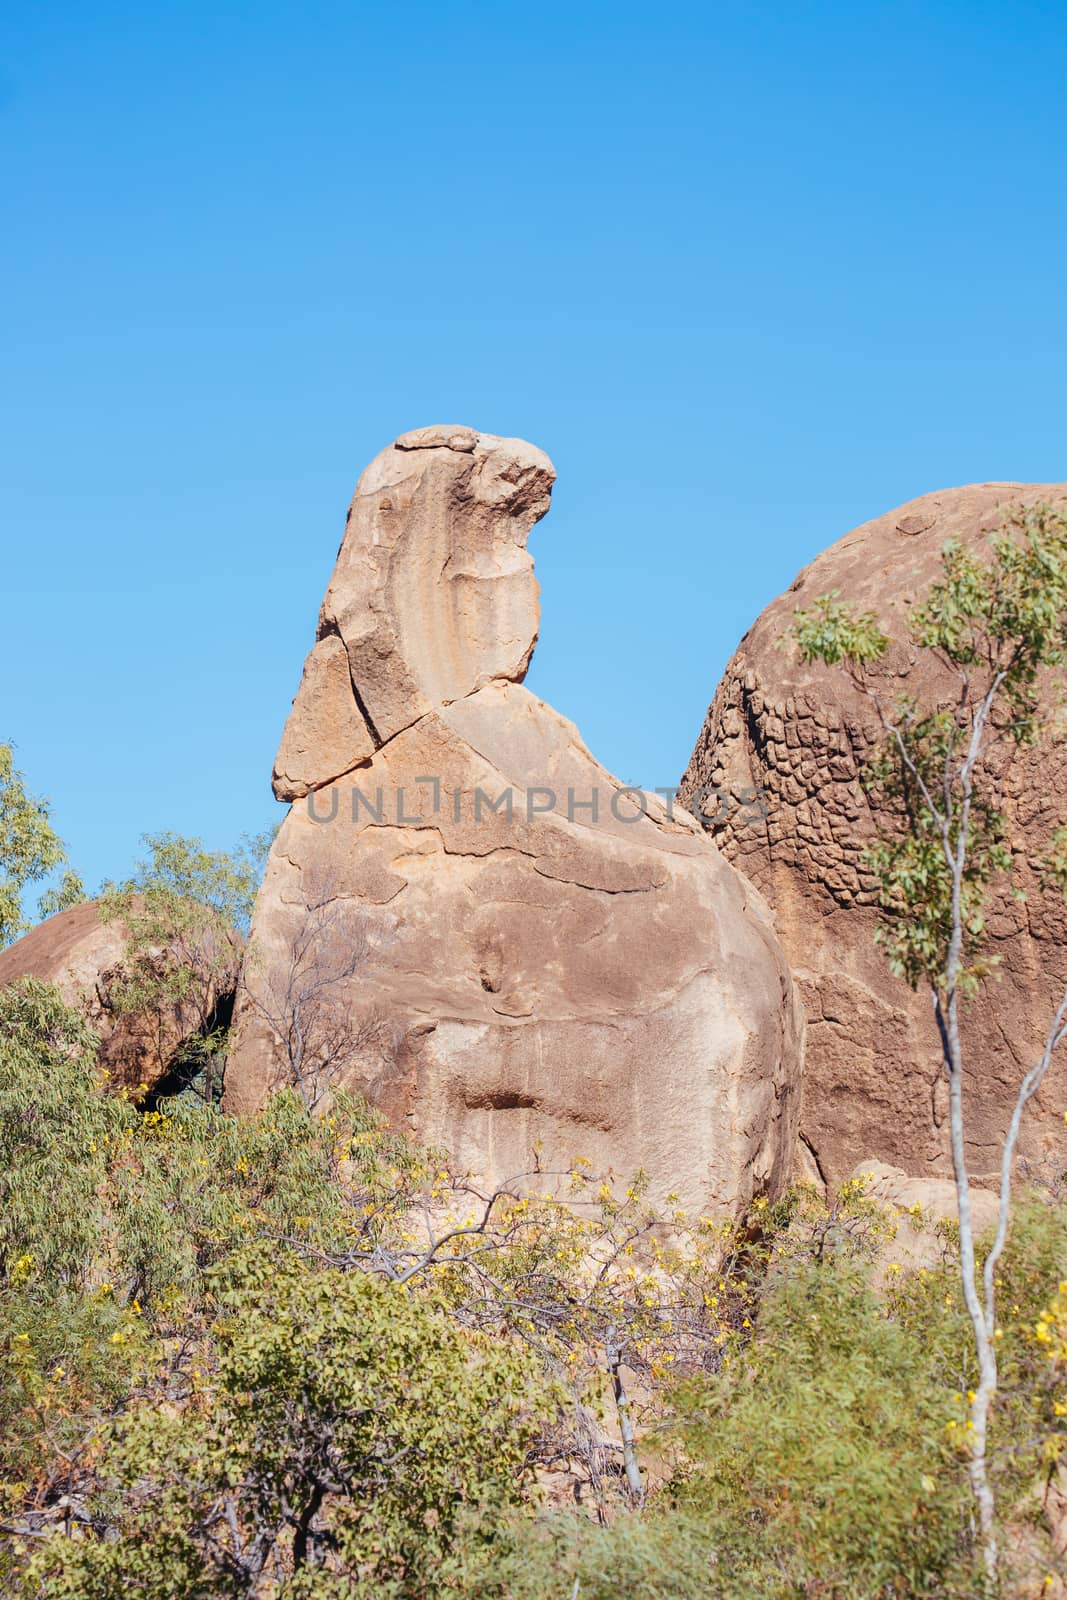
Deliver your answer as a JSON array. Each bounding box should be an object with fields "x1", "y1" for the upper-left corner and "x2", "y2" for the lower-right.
[
  {"x1": 0, "y1": 900, "x2": 239, "y2": 1093},
  {"x1": 680, "y1": 482, "x2": 1067, "y2": 1188},
  {"x1": 226, "y1": 426, "x2": 804, "y2": 1215}
]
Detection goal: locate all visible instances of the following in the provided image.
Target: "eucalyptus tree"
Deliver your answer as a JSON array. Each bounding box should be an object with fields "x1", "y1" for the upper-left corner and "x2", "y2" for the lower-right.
[
  {"x1": 0, "y1": 743, "x2": 74, "y2": 947},
  {"x1": 791, "y1": 504, "x2": 1067, "y2": 1583}
]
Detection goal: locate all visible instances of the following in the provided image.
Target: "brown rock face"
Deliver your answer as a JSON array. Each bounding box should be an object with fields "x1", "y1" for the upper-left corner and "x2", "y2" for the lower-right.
[
  {"x1": 226, "y1": 426, "x2": 804, "y2": 1215},
  {"x1": 0, "y1": 900, "x2": 240, "y2": 1093},
  {"x1": 680, "y1": 482, "x2": 1067, "y2": 1188}
]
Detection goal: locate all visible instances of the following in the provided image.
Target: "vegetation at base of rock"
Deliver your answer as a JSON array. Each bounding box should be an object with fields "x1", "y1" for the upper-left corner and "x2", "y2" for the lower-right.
[
  {"x1": 0, "y1": 981, "x2": 1063, "y2": 1597},
  {"x1": 97, "y1": 829, "x2": 273, "y2": 1101},
  {"x1": 29, "y1": 1258, "x2": 536, "y2": 1600},
  {"x1": 791, "y1": 504, "x2": 1067, "y2": 1582}
]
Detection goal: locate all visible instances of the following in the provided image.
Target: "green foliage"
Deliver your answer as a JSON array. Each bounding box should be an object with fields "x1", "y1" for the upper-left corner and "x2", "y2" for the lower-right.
[
  {"x1": 887, "y1": 1194, "x2": 1067, "y2": 1505},
  {"x1": 0, "y1": 980, "x2": 121, "y2": 1285},
  {"x1": 36, "y1": 867, "x2": 88, "y2": 920},
  {"x1": 791, "y1": 505, "x2": 1067, "y2": 1585},
  {"x1": 0, "y1": 743, "x2": 70, "y2": 948},
  {"x1": 0, "y1": 981, "x2": 417, "y2": 1567},
  {"x1": 0, "y1": 980, "x2": 411, "y2": 1316},
  {"x1": 861, "y1": 709, "x2": 1013, "y2": 991},
  {"x1": 29, "y1": 1255, "x2": 537, "y2": 1600},
  {"x1": 2, "y1": 982, "x2": 1064, "y2": 1596},
  {"x1": 910, "y1": 512, "x2": 1067, "y2": 734},
  {"x1": 1041, "y1": 823, "x2": 1067, "y2": 899},
  {"x1": 466, "y1": 1199, "x2": 1067, "y2": 1600},
  {"x1": 0, "y1": 990, "x2": 538, "y2": 1595},
  {"x1": 98, "y1": 830, "x2": 273, "y2": 1099},
  {"x1": 460, "y1": 1508, "x2": 719, "y2": 1600},
  {"x1": 669, "y1": 1254, "x2": 973, "y2": 1597},
  {"x1": 1, "y1": 1280, "x2": 140, "y2": 1550},
  {"x1": 790, "y1": 588, "x2": 889, "y2": 668},
  {"x1": 101, "y1": 829, "x2": 272, "y2": 936},
  {"x1": 790, "y1": 506, "x2": 1067, "y2": 996}
]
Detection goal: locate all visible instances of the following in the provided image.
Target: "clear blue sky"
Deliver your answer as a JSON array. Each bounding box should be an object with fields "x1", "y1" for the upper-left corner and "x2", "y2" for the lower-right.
[{"x1": 4, "y1": 1, "x2": 1066, "y2": 897}]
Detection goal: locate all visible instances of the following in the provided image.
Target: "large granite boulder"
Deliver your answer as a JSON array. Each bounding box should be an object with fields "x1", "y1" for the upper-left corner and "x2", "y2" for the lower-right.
[
  {"x1": 0, "y1": 899, "x2": 241, "y2": 1094},
  {"x1": 681, "y1": 482, "x2": 1067, "y2": 1188},
  {"x1": 225, "y1": 426, "x2": 804, "y2": 1215}
]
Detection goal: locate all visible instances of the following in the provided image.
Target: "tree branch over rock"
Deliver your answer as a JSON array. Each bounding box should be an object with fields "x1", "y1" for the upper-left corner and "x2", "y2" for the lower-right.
[
  {"x1": 791, "y1": 502, "x2": 1067, "y2": 1583},
  {"x1": 243, "y1": 872, "x2": 396, "y2": 1112}
]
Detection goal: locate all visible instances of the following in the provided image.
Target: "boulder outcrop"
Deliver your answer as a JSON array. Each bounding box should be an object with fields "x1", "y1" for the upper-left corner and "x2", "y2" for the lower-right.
[
  {"x1": 849, "y1": 1159, "x2": 1000, "y2": 1277},
  {"x1": 680, "y1": 482, "x2": 1067, "y2": 1188},
  {"x1": 0, "y1": 899, "x2": 240, "y2": 1094},
  {"x1": 225, "y1": 427, "x2": 804, "y2": 1215}
]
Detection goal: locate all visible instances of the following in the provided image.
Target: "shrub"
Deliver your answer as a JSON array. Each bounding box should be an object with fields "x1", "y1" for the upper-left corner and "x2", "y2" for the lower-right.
[{"x1": 26, "y1": 1252, "x2": 539, "y2": 1599}]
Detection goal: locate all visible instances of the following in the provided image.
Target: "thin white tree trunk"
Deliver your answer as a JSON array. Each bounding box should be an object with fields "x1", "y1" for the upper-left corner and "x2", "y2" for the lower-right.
[
  {"x1": 942, "y1": 1006, "x2": 999, "y2": 1579},
  {"x1": 606, "y1": 1335, "x2": 644, "y2": 1504}
]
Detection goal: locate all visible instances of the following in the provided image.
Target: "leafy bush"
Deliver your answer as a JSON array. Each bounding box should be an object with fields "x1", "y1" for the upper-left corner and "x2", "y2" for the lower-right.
[
  {"x1": 1, "y1": 979, "x2": 1064, "y2": 1598},
  {"x1": 98, "y1": 830, "x2": 274, "y2": 1101},
  {"x1": 462, "y1": 1199, "x2": 1067, "y2": 1600},
  {"x1": 27, "y1": 1253, "x2": 538, "y2": 1600}
]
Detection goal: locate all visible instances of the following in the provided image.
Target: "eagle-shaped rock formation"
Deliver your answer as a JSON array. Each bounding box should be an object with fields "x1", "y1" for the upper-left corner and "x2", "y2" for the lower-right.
[
  {"x1": 225, "y1": 427, "x2": 803, "y2": 1214},
  {"x1": 681, "y1": 481, "x2": 1067, "y2": 1189}
]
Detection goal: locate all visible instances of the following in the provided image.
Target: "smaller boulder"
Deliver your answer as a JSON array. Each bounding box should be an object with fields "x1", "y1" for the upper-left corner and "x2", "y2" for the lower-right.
[
  {"x1": 849, "y1": 1159, "x2": 999, "y2": 1277},
  {"x1": 0, "y1": 900, "x2": 241, "y2": 1096}
]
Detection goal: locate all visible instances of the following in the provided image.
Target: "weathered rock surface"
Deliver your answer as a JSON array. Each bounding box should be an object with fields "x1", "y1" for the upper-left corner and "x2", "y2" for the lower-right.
[
  {"x1": 0, "y1": 900, "x2": 239, "y2": 1094},
  {"x1": 226, "y1": 426, "x2": 804, "y2": 1215},
  {"x1": 681, "y1": 482, "x2": 1067, "y2": 1188},
  {"x1": 272, "y1": 423, "x2": 550, "y2": 800},
  {"x1": 849, "y1": 1159, "x2": 999, "y2": 1276}
]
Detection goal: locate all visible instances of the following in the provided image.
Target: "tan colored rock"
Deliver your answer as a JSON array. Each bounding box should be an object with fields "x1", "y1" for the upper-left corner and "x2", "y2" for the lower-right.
[
  {"x1": 0, "y1": 900, "x2": 240, "y2": 1094},
  {"x1": 227, "y1": 427, "x2": 804, "y2": 1215},
  {"x1": 1047, "y1": 1471, "x2": 1067, "y2": 1560},
  {"x1": 849, "y1": 1158, "x2": 1000, "y2": 1276},
  {"x1": 272, "y1": 424, "x2": 553, "y2": 800},
  {"x1": 680, "y1": 481, "x2": 1067, "y2": 1188},
  {"x1": 273, "y1": 634, "x2": 375, "y2": 800}
]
